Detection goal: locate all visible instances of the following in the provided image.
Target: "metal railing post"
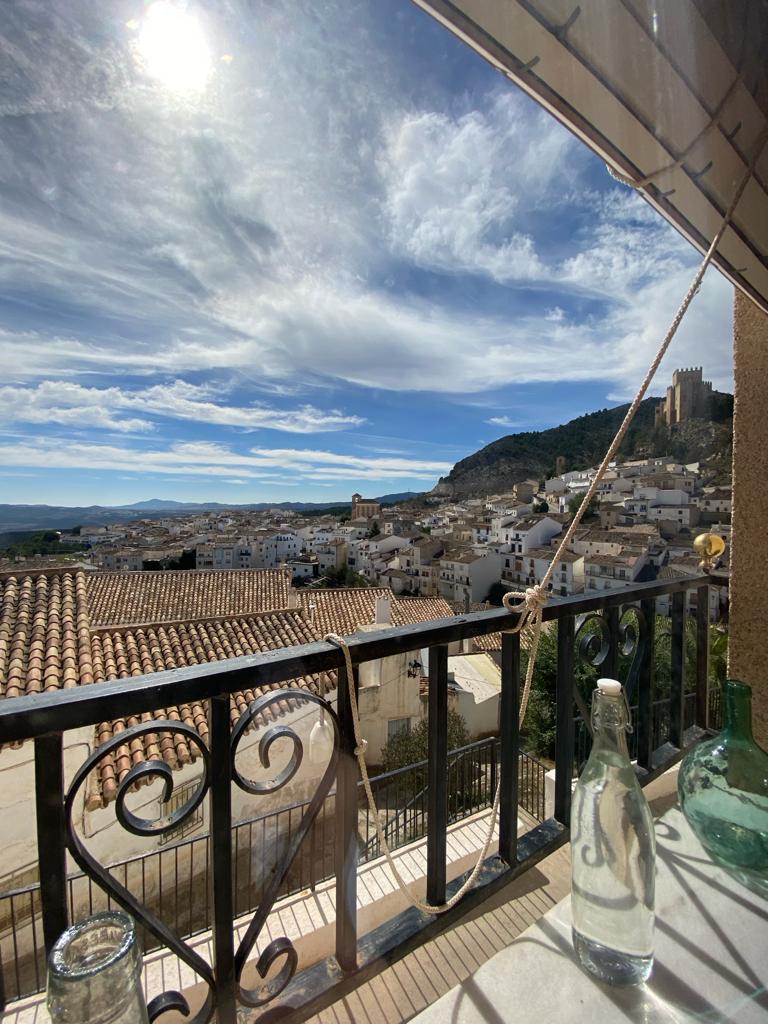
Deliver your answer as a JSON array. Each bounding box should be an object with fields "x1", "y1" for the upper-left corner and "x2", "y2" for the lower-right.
[
  {"x1": 554, "y1": 614, "x2": 576, "y2": 825},
  {"x1": 209, "y1": 694, "x2": 236, "y2": 1022},
  {"x1": 670, "y1": 591, "x2": 686, "y2": 748},
  {"x1": 499, "y1": 631, "x2": 520, "y2": 865},
  {"x1": 636, "y1": 598, "x2": 656, "y2": 771},
  {"x1": 335, "y1": 661, "x2": 358, "y2": 972},
  {"x1": 603, "y1": 604, "x2": 620, "y2": 680},
  {"x1": 427, "y1": 644, "x2": 448, "y2": 906},
  {"x1": 696, "y1": 584, "x2": 710, "y2": 729},
  {"x1": 34, "y1": 733, "x2": 68, "y2": 956}
]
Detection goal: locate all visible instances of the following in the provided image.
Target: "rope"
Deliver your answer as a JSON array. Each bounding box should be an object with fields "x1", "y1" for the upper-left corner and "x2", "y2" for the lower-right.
[
  {"x1": 325, "y1": 632, "x2": 502, "y2": 914},
  {"x1": 504, "y1": 121, "x2": 767, "y2": 737},
  {"x1": 322, "y1": 127, "x2": 766, "y2": 915},
  {"x1": 606, "y1": 74, "x2": 741, "y2": 190}
]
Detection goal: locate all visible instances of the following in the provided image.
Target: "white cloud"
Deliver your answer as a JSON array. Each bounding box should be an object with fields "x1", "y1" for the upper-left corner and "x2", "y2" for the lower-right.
[
  {"x1": 0, "y1": 379, "x2": 363, "y2": 433},
  {"x1": 0, "y1": 0, "x2": 736, "y2": 426},
  {"x1": 0, "y1": 437, "x2": 451, "y2": 481},
  {"x1": 379, "y1": 93, "x2": 574, "y2": 281},
  {"x1": 486, "y1": 416, "x2": 517, "y2": 429}
]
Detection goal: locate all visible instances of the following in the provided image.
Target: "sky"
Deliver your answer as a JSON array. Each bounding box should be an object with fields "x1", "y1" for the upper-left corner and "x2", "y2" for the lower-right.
[{"x1": 0, "y1": 0, "x2": 735, "y2": 507}]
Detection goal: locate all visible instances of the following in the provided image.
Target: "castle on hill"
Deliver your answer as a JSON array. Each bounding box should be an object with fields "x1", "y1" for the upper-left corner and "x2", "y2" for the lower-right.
[{"x1": 655, "y1": 367, "x2": 712, "y2": 427}]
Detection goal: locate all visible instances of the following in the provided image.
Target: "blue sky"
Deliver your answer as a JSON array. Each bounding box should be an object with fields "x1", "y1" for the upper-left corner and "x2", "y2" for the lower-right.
[{"x1": 0, "y1": 0, "x2": 734, "y2": 506}]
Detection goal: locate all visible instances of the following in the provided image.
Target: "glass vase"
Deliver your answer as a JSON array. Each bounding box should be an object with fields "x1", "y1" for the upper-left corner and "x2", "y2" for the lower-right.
[
  {"x1": 47, "y1": 911, "x2": 150, "y2": 1024},
  {"x1": 678, "y1": 679, "x2": 768, "y2": 899}
]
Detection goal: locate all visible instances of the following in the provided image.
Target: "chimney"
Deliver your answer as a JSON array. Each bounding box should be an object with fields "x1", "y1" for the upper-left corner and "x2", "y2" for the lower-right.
[{"x1": 374, "y1": 595, "x2": 392, "y2": 624}]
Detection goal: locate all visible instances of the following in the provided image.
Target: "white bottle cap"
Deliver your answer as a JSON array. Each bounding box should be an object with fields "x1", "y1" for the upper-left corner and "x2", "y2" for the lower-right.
[{"x1": 597, "y1": 678, "x2": 622, "y2": 695}]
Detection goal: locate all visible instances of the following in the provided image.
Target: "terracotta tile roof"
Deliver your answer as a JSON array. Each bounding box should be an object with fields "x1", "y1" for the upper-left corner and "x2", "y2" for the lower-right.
[
  {"x1": 0, "y1": 571, "x2": 93, "y2": 698},
  {"x1": 88, "y1": 610, "x2": 333, "y2": 809},
  {"x1": 298, "y1": 588, "x2": 455, "y2": 639},
  {"x1": 85, "y1": 568, "x2": 292, "y2": 627}
]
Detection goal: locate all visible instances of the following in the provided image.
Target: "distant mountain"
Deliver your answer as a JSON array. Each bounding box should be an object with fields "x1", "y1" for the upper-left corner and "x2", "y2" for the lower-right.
[
  {"x1": 0, "y1": 492, "x2": 421, "y2": 535},
  {"x1": 121, "y1": 499, "x2": 192, "y2": 510},
  {"x1": 432, "y1": 394, "x2": 733, "y2": 499}
]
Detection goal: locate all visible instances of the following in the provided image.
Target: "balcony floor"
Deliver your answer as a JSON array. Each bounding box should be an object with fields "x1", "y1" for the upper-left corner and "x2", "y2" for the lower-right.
[
  {"x1": 6, "y1": 773, "x2": 680, "y2": 1024},
  {"x1": 298, "y1": 767, "x2": 680, "y2": 1024}
]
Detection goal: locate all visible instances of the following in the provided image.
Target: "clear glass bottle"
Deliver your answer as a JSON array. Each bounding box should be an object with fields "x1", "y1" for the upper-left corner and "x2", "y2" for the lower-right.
[
  {"x1": 570, "y1": 678, "x2": 655, "y2": 985},
  {"x1": 47, "y1": 911, "x2": 150, "y2": 1024}
]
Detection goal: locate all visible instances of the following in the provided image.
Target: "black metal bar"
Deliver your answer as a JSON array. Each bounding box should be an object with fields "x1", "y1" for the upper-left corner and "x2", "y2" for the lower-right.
[
  {"x1": 604, "y1": 604, "x2": 620, "y2": 680},
  {"x1": 498, "y1": 631, "x2": 520, "y2": 865},
  {"x1": 427, "y1": 644, "x2": 448, "y2": 906},
  {"x1": 696, "y1": 584, "x2": 710, "y2": 729},
  {"x1": 670, "y1": 591, "x2": 686, "y2": 748},
  {"x1": 34, "y1": 733, "x2": 68, "y2": 955},
  {"x1": 554, "y1": 614, "x2": 576, "y2": 825},
  {"x1": 208, "y1": 694, "x2": 236, "y2": 1023},
  {"x1": 0, "y1": 576, "x2": 710, "y2": 744},
  {"x1": 335, "y1": 662, "x2": 358, "y2": 972},
  {"x1": 636, "y1": 598, "x2": 656, "y2": 771}
]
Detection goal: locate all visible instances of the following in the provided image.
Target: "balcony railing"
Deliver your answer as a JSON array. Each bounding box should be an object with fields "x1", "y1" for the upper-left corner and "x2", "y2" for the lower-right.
[
  {"x1": 0, "y1": 575, "x2": 714, "y2": 1021},
  {"x1": 0, "y1": 742, "x2": 548, "y2": 1004}
]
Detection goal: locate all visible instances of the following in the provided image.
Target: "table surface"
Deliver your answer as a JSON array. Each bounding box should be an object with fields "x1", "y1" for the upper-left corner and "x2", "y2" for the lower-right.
[{"x1": 411, "y1": 806, "x2": 768, "y2": 1023}]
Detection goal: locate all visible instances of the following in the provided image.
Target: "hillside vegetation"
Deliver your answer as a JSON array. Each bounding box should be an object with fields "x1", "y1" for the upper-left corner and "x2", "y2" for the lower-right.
[{"x1": 432, "y1": 393, "x2": 733, "y2": 498}]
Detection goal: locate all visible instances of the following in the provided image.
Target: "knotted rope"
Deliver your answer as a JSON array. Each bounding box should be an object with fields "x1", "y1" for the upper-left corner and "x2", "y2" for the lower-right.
[{"x1": 320, "y1": 128, "x2": 765, "y2": 914}]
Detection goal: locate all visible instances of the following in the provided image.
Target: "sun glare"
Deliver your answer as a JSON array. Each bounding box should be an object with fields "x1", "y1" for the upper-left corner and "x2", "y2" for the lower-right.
[{"x1": 133, "y1": 1, "x2": 212, "y2": 94}]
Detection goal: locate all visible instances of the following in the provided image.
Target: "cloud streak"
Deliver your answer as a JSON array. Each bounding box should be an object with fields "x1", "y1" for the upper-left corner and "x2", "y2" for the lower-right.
[
  {"x1": 0, "y1": 379, "x2": 363, "y2": 433},
  {"x1": 0, "y1": 437, "x2": 452, "y2": 482}
]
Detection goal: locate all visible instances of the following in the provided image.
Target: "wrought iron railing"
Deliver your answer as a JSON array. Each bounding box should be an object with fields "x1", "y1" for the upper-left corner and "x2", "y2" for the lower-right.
[
  {"x1": 0, "y1": 575, "x2": 714, "y2": 1020},
  {"x1": 0, "y1": 746, "x2": 548, "y2": 1004},
  {"x1": 360, "y1": 740, "x2": 548, "y2": 861}
]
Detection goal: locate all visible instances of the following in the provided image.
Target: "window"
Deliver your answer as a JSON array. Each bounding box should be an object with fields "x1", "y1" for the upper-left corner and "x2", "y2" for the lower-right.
[{"x1": 388, "y1": 718, "x2": 411, "y2": 740}]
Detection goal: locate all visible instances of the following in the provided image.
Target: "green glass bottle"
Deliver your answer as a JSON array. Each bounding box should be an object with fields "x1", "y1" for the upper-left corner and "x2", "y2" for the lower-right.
[{"x1": 678, "y1": 680, "x2": 768, "y2": 899}]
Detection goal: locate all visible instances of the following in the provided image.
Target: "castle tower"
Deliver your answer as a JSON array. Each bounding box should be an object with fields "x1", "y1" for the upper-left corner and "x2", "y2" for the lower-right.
[{"x1": 655, "y1": 367, "x2": 712, "y2": 426}]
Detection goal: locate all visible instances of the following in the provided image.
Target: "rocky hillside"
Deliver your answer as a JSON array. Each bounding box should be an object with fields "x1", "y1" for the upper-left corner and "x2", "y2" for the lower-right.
[{"x1": 432, "y1": 394, "x2": 733, "y2": 499}]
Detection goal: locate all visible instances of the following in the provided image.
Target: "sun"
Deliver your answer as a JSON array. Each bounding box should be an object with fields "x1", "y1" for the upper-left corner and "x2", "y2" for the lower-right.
[{"x1": 132, "y1": 1, "x2": 212, "y2": 94}]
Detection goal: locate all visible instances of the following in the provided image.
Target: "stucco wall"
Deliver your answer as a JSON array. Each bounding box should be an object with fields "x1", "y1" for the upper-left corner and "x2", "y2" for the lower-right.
[{"x1": 729, "y1": 290, "x2": 768, "y2": 748}]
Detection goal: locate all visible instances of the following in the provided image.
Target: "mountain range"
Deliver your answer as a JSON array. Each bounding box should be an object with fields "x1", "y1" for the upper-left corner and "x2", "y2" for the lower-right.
[{"x1": 0, "y1": 492, "x2": 419, "y2": 534}]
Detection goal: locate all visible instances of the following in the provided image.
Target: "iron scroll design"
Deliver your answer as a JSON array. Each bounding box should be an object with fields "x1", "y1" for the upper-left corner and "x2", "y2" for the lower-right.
[
  {"x1": 64, "y1": 721, "x2": 215, "y2": 1023},
  {"x1": 574, "y1": 604, "x2": 650, "y2": 727},
  {"x1": 618, "y1": 603, "x2": 650, "y2": 703},
  {"x1": 231, "y1": 690, "x2": 341, "y2": 1007}
]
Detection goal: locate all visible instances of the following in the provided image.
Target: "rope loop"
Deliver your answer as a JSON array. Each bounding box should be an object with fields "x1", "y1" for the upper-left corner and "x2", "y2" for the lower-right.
[{"x1": 323, "y1": 630, "x2": 501, "y2": 915}]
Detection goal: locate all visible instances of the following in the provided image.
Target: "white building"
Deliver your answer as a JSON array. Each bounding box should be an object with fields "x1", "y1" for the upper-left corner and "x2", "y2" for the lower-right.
[
  {"x1": 438, "y1": 551, "x2": 502, "y2": 605},
  {"x1": 502, "y1": 547, "x2": 585, "y2": 597},
  {"x1": 497, "y1": 516, "x2": 563, "y2": 555}
]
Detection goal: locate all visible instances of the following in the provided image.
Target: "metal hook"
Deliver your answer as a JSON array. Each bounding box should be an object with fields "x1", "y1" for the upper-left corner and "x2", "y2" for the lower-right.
[
  {"x1": 519, "y1": 55, "x2": 540, "y2": 72},
  {"x1": 689, "y1": 160, "x2": 713, "y2": 180},
  {"x1": 554, "y1": 5, "x2": 581, "y2": 41}
]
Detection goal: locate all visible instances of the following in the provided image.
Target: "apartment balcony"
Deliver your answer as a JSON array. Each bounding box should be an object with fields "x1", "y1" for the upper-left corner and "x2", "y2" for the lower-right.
[{"x1": 0, "y1": 575, "x2": 721, "y2": 1021}]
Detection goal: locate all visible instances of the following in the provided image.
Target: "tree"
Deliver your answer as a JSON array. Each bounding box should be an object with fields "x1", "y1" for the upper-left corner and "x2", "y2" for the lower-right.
[
  {"x1": 380, "y1": 709, "x2": 470, "y2": 772},
  {"x1": 485, "y1": 581, "x2": 511, "y2": 607},
  {"x1": 320, "y1": 566, "x2": 370, "y2": 588},
  {"x1": 533, "y1": 500, "x2": 549, "y2": 513},
  {"x1": 567, "y1": 492, "x2": 598, "y2": 519},
  {"x1": 369, "y1": 521, "x2": 380, "y2": 538}
]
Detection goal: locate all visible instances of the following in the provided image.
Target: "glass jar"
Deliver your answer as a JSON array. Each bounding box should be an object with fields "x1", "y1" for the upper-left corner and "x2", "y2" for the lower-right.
[
  {"x1": 678, "y1": 679, "x2": 768, "y2": 899},
  {"x1": 47, "y1": 911, "x2": 150, "y2": 1024}
]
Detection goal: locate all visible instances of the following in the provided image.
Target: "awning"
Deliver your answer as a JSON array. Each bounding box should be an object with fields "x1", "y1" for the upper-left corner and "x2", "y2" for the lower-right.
[{"x1": 414, "y1": 0, "x2": 768, "y2": 314}]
